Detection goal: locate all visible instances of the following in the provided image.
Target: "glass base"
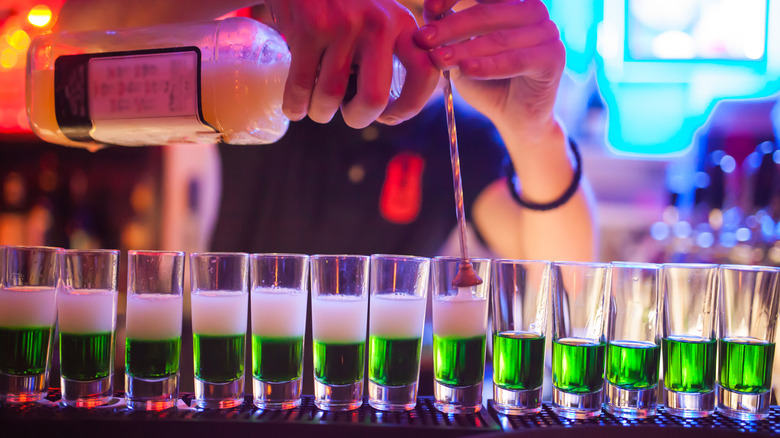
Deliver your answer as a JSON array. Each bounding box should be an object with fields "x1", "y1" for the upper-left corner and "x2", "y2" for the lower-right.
[
  {"x1": 60, "y1": 375, "x2": 113, "y2": 408},
  {"x1": 368, "y1": 380, "x2": 417, "y2": 411},
  {"x1": 433, "y1": 380, "x2": 483, "y2": 414},
  {"x1": 194, "y1": 376, "x2": 244, "y2": 409},
  {"x1": 663, "y1": 387, "x2": 714, "y2": 418},
  {"x1": 253, "y1": 377, "x2": 302, "y2": 410},
  {"x1": 313, "y1": 379, "x2": 363, "y2": 411},
  {"x1": 717, "y1": 385, "x2": 770, "y2": 421},
  {"x1": 492, "y1": 384, "x2": 542, "y2": 415},
  {"x1": 0, "y1": 371, "x2": 49, "y2": 403},
  {"x1": 125, "y1": 373, "x2": 178, "y2": 411},
  {"x1": 603, "y1": 381, "x2": 657, "y2": 418},
  {"x1": 552, "y1": 386, "x2": 603, "y2": 419}
]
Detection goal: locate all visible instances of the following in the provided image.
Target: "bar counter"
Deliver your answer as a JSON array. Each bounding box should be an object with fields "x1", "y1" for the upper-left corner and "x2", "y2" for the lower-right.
[{"x1": 2, "y1": 391, "x2": 778, "y2": 438}]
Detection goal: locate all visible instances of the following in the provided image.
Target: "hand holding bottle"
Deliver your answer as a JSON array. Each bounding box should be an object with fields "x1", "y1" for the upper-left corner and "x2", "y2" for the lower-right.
[{"x1": 265, "y1": 0, "x2": 440, "y2": 129}]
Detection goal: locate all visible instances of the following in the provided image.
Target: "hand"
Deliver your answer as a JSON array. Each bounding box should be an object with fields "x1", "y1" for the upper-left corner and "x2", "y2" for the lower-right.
[
  {"x1": 266, "y1": 0, "x2": 439, "y2": 128},
  {"x1": 413, "y1": 0, "x2": 565, "y2": 137}
]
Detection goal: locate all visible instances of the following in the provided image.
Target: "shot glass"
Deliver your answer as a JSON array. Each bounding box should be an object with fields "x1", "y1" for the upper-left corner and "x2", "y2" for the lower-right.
[
  {"x1": 550, "y1": 261, "x2": 610, "y2": 419},
  {"x1": 250, "y1": 253, "x2": 309, "y2": 409},
  {"x1": 491, "y1": 259, "x2": 550, "y2": 415},
  {"x1": 367, "y1": 254, "x2": 430, "y2": 411},
  {"x1": 661, "y1": 263, "x2": 718, "y2": 418},
  {"x1": 717, "y1": 264, "x2": 780, "y2": 421},
  {"x1": 58, "y1": 249, "x2": 120, "y2": 407},
  {"x1": 310, "y1": 255, "x2": 369, "y2": 411},
  {"x1": 190, "y1": 252, "x2": 249, "y2": 409},
  {"x1": 0, "y1": 246, "x2": 60, "y2": 403},
  {"x1": 125, "y1": 250, "x2": 184, "y2": 411},
  {"x1": 432, "y1": 256, "x2": 490, "y2": 414},
  {"x1": 604, "y1": 262, "x2": 662, "y2": 418}
]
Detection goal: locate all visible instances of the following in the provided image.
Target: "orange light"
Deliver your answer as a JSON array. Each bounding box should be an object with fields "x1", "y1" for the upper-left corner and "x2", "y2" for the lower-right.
[
  {"x1": 8, "y1": 30, "x2": 31, "y2": 52},
  {"x1": 0, "y1": 48, "x2": 18, "y2": 69},
  {"x1": 27, "y1": 5, "x2": 53, "y2": 27}
]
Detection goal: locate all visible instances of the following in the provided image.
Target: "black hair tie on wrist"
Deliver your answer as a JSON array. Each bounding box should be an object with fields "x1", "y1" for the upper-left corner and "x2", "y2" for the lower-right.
[{"x1": 504, "y1": 138, "x2": 582, "y2": 211}]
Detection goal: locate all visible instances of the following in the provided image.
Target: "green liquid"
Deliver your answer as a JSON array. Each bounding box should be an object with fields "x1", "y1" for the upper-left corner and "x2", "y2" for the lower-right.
[
  {"x1": 718, "y1": 337, "x2": 775, "y2": 393},
  {"x1": 193, "y1": 333, "x2": 245, "y2": 383},
  {"x1": 252, "y1": 335, "x2": 304, "y2": 382},
  {"x1": 313, "y1": 340, "x2": 365, "y2": 385},
  {"x1": 552, "y1": 337, "x2": 606, "y2": 394},
  {"x1": 433, "y1": 334, "x2": 486, "y2": 387},
  {"x1": 368, "y1": 336, "x2": 421, "y2": 386},
  {"x1": 125, "y1": 338, "x2": 181, "y2": 379},
  {"x1": 606, "y1": 340, "x2": 660, "y2": 390},
  {"x1": 59, "y1": 332, "x2": 114, "y2": 381},
  {"x1": 662, "y1": 336, "x2": 716, "y2": 393},
  {"x1": 0, "y1": 326, "x2": 52, "y2": 376},
  {"x1": 493, "y1": 331, "x2": 545, "y2": 391}
]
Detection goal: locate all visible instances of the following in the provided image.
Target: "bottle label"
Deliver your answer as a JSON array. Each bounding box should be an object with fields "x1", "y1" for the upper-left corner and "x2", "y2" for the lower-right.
[{"x1": 54, "y1": 47, "x2": 219, "y2": 145}]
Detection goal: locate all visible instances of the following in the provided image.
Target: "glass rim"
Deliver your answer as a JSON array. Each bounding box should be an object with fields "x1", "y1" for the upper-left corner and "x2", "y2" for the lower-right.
[
  {"x1": 250, "y1": 252, "x2": 309, "y2": 259},
  {"x1": 661, "y1": 262, "x2": 718, "y2": 269},
  {"x1": 719, "y1": 264, "x2": 780, "y2": 273},
  {"x1": 370, "y1": 253, "x2": 430, "y2": 262},
  {"x1": 128, "y1": 249, "x2": 185, "y2": 257},
  {"x1": 4, "y1": 245, "x2": 63, "y2": 253},
  {"x1": 190, "y1": 251, "x2": 249, "y2": 259},
  {"x1": 610, "y1": 261, "x2": 661, "y2": 269},
  {"x1": 432, "y1": 255, "x2": 491, "y2": 262},
  {"x1": 491, "y1": 258, "x2": 550, "y2": 265},
  {"x1": 311, "y1": 254, "x2": 370, "y2": 261},
  {"x1": 62, "y1": 248, "x2": 120, "y2": 256},
  {"x1": 552, "y1": 260, "x2": 610, "y2": 268}
]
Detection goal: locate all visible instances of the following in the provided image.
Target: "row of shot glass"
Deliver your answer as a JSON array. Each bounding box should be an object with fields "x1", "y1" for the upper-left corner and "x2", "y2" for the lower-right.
[{"x1": 1, "y1": 246, "x2": 777, "y2": 421}]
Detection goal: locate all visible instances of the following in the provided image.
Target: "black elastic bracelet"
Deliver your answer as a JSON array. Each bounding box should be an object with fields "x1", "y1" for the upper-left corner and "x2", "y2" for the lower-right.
[{"x1": 505, "y1": 138, "x2": 582, "y2": 211}]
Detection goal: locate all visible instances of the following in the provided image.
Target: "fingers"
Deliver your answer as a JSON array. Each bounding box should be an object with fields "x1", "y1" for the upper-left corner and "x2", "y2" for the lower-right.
[
  {"x1": 456, "y1": 39, "x2": 566, "y2": 80},
  {"x1": 282, "y1": 45, "x2": 323, "y2": 121},
  {"x1": 429, "y1": 20, "x2": 559, "y2": 70},
  {"x1": 377, "y1": 30, "x2": 440, "y2": 125},
  {"x1": 340, "y1": 37, "x2": 394, "y2": 129},
  {"x1": 307, "y1": 37, "x2": 356, "y2": 124},
  {"x1": 415, "y1": 0, "x2": 549, "y2": 49}
]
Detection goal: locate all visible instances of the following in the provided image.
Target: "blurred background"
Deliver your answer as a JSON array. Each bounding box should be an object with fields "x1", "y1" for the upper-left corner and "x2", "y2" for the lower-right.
[{"x1": 2, "y1": 0, "x2": 780, "y2": 398}]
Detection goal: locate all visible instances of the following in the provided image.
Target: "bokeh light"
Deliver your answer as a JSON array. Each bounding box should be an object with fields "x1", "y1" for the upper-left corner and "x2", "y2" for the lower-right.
[{"x1": 27, "y1": 5, "x2": 53, "y2": 27}]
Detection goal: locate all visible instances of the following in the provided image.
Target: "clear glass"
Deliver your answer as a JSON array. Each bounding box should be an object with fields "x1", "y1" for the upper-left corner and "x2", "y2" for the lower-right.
[
  {"x1": 661, "y1": 263, "x2": 718, "y2": 418},
  {"x1": 27, "y1": 17, "x2": 290, "y2": 148},
  {"x1": 57, "y1": 249, "x2": 119, "y2": 408},
  {"x1": 431, "y1": 256, "x2": 490, "y2": 414},
  {"x1": 310, "y1": 255, "x2": 369, "y2": 411},
  {"x1": 491, "y1": 259, "x2": 550, "y2": 415},
  {"x1": 249, "y1": 253, "x2": 309, "y2": 410},
  {"x1": 189, "y1": 252, "x2": 248, "y2": 409},
  {"x1": 550, "y1": 261, "x2": 610, "y2": 419},
  {"x1": 367, "y1": 254, "x2": 430, "y2": 411},
  {"x1": 717, "y1": 264, "x2": 780, "y2": 421},
  {"x1": 0, "y1": 246, "x2": 60, "y2": 403},
  {"x1": 604, "y1": 262, "x2": 661, "y2": 418},
  {"x1": 124, "y1": 250, "x2": 184, "y2": 411}
]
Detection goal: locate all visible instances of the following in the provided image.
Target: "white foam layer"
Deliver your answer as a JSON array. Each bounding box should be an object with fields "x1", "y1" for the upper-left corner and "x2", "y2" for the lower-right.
[
  {"x1": 433, "y1": 296, "x2": 488, "y2": 338},
  {"x1": 58, "y1": 289, "x2": 117, "y2": 333},
  {"x1": 251, "y1": 287, "x2": 307, "y2": 337},
  {"x1": 369, "y1": 293, "x2": 426, "y2": 339},
  {"x1": 125, "y1": 294, "x2": 183, "y2": 340},
  {"x1": 191, "y1": 291, "x2": 248, "y2": 335},
  {"x1": 0, "y1": 287, "x2": 57, "y2": 328},
  {"x1": 311, "y1": 295, "x2": 368, "y2": 343}
]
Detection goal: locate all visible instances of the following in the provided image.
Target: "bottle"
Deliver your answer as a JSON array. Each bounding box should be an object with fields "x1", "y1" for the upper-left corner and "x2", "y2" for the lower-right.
[{"x1": 26, "y1": 17, "x2": 291, "y2": 148}]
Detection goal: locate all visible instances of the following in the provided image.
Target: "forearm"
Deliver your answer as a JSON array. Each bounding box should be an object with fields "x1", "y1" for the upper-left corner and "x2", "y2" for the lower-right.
[
  {"x1": 474, "y1": 119, "x2": 598, "y2": 262},
  {"x1": 55, "y1": 0, "x2": 261, "y2": 32}
]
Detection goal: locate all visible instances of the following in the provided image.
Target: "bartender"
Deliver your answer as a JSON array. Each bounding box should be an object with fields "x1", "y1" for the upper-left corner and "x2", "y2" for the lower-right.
[{"x1": 55, "y1": 0, "x2": 597, "y2": 262}]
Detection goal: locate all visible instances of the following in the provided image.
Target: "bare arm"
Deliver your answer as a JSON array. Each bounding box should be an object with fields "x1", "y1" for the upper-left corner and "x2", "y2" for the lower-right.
[{"x1": 416, "y1": 0, "x2": 597, "y2": 262}]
